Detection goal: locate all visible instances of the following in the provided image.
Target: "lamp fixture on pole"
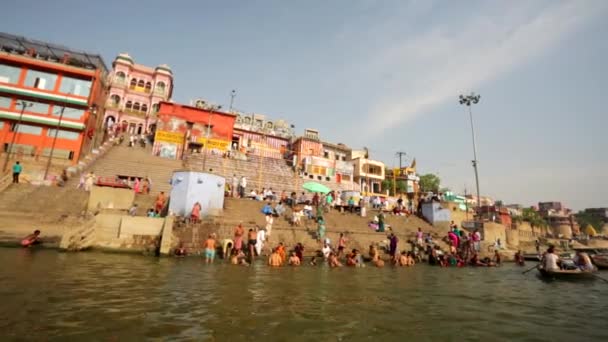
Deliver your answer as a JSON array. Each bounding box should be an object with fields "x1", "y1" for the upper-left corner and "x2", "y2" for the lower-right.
[{"x1": 459, "y1": 92, "x2": 481, "y2": 214}]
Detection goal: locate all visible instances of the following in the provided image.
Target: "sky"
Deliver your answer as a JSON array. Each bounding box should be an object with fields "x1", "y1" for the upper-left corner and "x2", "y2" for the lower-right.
[{"x1": 2, "y1": 0, "x2": 607, "y2": 210}]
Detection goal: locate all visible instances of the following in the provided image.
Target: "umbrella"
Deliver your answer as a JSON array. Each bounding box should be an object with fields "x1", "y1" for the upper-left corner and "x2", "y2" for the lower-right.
[{"x1": 302, "y1": 182, "x2": 330, "y2": 194}]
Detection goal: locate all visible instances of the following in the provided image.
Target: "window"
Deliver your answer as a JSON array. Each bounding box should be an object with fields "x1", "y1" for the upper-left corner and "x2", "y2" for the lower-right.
[
  {"x1": 59, "y1": 76, "x2": 91, "y2": 96},
  {"x1": 152, "y1": 103, "x2": 159, "y2": 113},
  {"x1": 137, "y1": 80, "x2": 145, "y2": 88},
  {"x1": 23, "y1": 100, "x2": 50, "y2": 114},
  {"x1": 52, "y1": 106, "x2": 84, "y2": 120},
  {"x1": 4, "y1": 143, "x2": 36, "y2": 155},
  {"x1": 156, "y1": 81, "x2": 165, "y2": 93},
  {"x1": 0, "y1": 63, "x2": 21, "y2": 84},
  {"x1": 47, "y1": 129, "x2": 80, "y2": 140},
  {"x1": 312, "y1": 166, "x2": 326, "y2": 175},
  {"x1": 130, "y1": 78, "x2": 137, "y2": 88},
  {"x1": 125, "y1": 101, "x2": 133, "y2": 109},
  {"x1": 0, "y1": 96, "x2": 12, "y2": 109},
  {"x1": 12, "y1": 123, "x2": 42, "y2": 135},
  {"x1": 115, "y1": 71, "x2": 126, "y2": 83},
  {"x1": 24, "y1": 70, "x2": 57, "y2": 90},
  {"x1": 323, "y1": 151, "x2": 329, "y2": 158},
  {"x1": 133, "y1": 102, "x2": 140, "y2": 111},
  {"x1": 41, "y1": 147, "x2": 74, "y2": 160},
  {"x1": 109, "y1": 94, "x2": 120, "y2": 105},
  {"x1": 141, "y1": 104, "x2": 148, "y2": 113},
  {"x1": 145, "y1": 82, "x2": 151, "y2": 92}
]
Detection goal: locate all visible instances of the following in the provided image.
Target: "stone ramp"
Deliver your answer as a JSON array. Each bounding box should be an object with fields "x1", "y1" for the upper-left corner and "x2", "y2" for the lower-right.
[{"x1": 66, "y1": 145, "x2": 182, "y2": 195}]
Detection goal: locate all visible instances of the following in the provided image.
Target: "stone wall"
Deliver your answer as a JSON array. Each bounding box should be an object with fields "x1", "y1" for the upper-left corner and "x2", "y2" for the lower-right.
[
  {"x1": 92, "y1": 213, "x2": 165, "y2": 252},
  {"x1": 88, "y1": 187, "x2": 134, "y2": 211}
]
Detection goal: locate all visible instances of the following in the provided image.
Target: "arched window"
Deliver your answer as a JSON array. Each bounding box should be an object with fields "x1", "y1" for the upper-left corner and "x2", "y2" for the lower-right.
[
  {"x1": 152, "y1": 103, "x2": 159, "y2": 113},
  {"x1": 125, "y1": 101, "x2": 133, "y2": 109},
  {"x1": 110, "y1": 94, "x2": 120, "y2": 105},
  {"x1": 141, "y1": 104, "x2": 148, "y2": 113},
  {"x1": 133, "y1": 102, "x2": 140, "y2": 111},
  {"x1": 137, "y1": 80, "x2": 145, "y2": 88},
  {"x1": 115, "y1": 71, "x2": 126, "y2": 83},
  {"x1": 130, "y1": 78, "x2": 137, "y2": 87},
  {"x1": 156, "y1": 81, "x2": 166, "y2": 94},
  {"x1": 145, "y1": 82, "x2": 152, "y2": 92}
]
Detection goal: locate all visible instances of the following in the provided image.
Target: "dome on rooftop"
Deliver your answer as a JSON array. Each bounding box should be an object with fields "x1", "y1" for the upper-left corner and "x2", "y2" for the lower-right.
[
  {"x1": 115, "y1": 53, "x2": 134, "y2": 64},
  {"x1": 155, "y1": 64, "x2": 173, "y2": 75}
]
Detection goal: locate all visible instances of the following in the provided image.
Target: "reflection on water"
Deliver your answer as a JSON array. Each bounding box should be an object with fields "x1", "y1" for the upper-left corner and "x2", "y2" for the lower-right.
[{"x1": 0, "y1": 248, "x2": 607, "y2": 341}]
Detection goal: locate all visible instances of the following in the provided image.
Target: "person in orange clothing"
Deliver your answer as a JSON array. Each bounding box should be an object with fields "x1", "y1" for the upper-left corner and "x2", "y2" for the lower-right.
[
  {"x1": 155, "y1": 191, "x2": 166, "y2": 213},
  {"x1": 276, "y1": 242, "x2": 286, "y2": 263}
]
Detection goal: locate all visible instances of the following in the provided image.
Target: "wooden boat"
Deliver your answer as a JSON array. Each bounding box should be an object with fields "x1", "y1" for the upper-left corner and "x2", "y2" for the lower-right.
[
  {"x1": 523, "y1": 253, "x2": 541, "y2": 261},
  {"x1": 591, "y1": 254, "x2": 608, "y2": 269},
  {"x1": 537, "y1": 266, "x2": 597, "y2": 281}
]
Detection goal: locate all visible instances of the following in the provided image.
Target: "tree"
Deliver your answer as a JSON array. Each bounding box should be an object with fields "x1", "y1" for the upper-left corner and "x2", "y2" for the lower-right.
[
  {"x1": 522, "y1": 208, "x2": 547, "y2": 228},
  {"x1": 419, "y1": 173, "x2": 440, "y2": 193},
  {"x1": 575, "y1": 211, "x2": 602, "y2": 231}
]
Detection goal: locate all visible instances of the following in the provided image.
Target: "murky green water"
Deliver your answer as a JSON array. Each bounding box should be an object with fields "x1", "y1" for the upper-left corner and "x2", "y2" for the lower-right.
[{"x1": 0, "y1": 248, "x2": 606, "y2": 341}]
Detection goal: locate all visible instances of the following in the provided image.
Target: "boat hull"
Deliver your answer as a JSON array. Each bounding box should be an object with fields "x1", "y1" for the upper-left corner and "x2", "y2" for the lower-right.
[
  {"x1": 537, "y1": 267, "x2": 597, "y2": 281},
  {"x1": 591, "y1": 255, "x2": 608, "y2": 269}
]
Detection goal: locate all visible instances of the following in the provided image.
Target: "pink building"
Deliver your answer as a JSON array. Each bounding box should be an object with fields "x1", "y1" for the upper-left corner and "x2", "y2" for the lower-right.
[{"x1": 103, "y1": 53, "x2": 173, "y2": 135}]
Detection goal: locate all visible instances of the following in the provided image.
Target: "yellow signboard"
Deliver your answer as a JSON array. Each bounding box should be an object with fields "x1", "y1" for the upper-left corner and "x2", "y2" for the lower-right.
[
  {"x1": 155, "y1": 130, "x2": 185, "y2": 144},
  {"x1": 197, "y1": 137, "x2": 230, "y2": 151}
]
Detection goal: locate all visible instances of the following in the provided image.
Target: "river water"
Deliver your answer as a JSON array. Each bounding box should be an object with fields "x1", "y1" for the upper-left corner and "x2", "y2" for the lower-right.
[{"x1": 0, "y1": 248, "x2": 606, "y2": 341}]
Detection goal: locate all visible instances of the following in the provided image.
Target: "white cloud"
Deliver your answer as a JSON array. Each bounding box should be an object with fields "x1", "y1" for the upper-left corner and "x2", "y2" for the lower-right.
[{"x1": 351, "y1": 0, "x2": 608, "y2": 136}]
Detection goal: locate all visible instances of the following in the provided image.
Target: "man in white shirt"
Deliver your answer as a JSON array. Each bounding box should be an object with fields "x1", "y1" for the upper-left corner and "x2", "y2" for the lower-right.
[
  {"x1": 232, "y1": 174, "x2": 238, "y2": 197},
  {"x1": 255, "y1": 227, "x2": 266, "y2": 256},
  {"x1": 322, "y1": 243, "x2": 332, "y2": 259},
  {"x1": 543, "y1": 246, "x2": 560, "y2": 271}
]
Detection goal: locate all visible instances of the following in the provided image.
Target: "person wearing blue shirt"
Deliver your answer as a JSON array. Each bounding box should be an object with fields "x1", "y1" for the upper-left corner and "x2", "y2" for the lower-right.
[
  {"x1": 12, "y1": 161, "x2": 22, "y2": 184},
  {"x1": 261, "y1": 202, "x2": 274, "y2": 216}
]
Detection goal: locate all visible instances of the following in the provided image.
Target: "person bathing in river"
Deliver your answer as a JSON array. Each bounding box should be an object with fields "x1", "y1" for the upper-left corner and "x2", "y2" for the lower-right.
[
  {"x1": 174, "y1": 243, "x2": 187, "y2": 257},
  {"x1": 288, "y1": 251, "x2": 301, "y2": 266},
  {"x1": 369, "y1": 244, "x2": 379, "y2": 262},
  {"x1": 21, "y1": 230, "x2": 41, "y2": 248},
  {"x1": 203, "y1": 234, "x2": 216, "y2": 264},
  {"x1": 233, "y1": 223, "x2": 244, "y2": 253},
  {"x1": 337, "y1": 233, "x2": 347, "y2": 257},
  {"x1": 294, "y1": 243, "x2": 304, "y2": 262},
  {"x1": 268, "y1": 248, "x2": 283, "y2": 267},
  {"x1": 514, "y1": 250, "x2": 525, "y2": 266},
  {"x1": 248, "y1": 229, "x2": 257, "y2": 262},
  {"x1": 492, "y1": 250, "x2": 502, "y2": 266},
  {"x1": 328, "y1": 252, "x2": 342, "y2": 267}
]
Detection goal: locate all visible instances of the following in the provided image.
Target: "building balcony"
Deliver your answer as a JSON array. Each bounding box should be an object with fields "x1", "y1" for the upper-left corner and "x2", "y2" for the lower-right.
[
  {"x1": 128, "y1": 85, "x2": 152, "y2": 94},
  {"x1": 111, "y1": 80, "x2": 127, "y2": 88},
  {"x1": 122, "y1": 108, "x2": 148, "y2": 117},
  {"x1": 105, "y1": 101, "x2": 121, "y2": 110},
  {"x1": 153, "y1": 89, "x2": 166, "y2": 97}
]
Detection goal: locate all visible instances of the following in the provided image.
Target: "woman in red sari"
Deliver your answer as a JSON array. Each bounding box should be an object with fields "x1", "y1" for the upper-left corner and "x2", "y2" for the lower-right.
[{"x1": 191, "y1": 202, "x2": 201, "y2": 223}]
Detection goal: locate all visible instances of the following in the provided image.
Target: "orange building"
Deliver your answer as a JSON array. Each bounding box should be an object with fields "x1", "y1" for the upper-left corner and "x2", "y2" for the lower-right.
[
  {"x1": 152, "y1": 101, "x2": 236, "y2": 160},
  {"x1": 0, "y1": 33, "x2": 108, "y2": 170}
]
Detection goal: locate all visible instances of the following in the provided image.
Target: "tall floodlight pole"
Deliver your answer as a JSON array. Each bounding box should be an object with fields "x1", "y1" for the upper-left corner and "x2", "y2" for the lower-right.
[
  {"x1": 229, "y1": 90, "x2": 236, "y2": 112},
  {"x1": 3, "y1": 100, "x2": 32, "y2": 172},
  {"x1": 201, "y1": 105, "x2": 221, "y2": 172},
  {"x1": 459, "y1": 92, "x2": 481, "y2": 215}
]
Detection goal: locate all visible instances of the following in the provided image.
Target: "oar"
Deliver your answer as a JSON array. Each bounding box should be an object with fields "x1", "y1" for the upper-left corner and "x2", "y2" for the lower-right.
[
  {"x1": 522, "y1": 264, "x2": 538, "y2": 274},
  {"x1": 592, "y1": 273, "x2": 608, "y2": 283}
]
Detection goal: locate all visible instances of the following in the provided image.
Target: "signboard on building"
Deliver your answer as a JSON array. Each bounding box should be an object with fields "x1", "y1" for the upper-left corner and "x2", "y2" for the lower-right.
[
  {"x1": 335, "y1": 160, "x2": 354, "y2": 175},
  {"x1": 155, "y1": 130, "x2": 185, "y2": 144},
  {"x1": 197, "y1": 137, "x2": 230, "y2": 151}
]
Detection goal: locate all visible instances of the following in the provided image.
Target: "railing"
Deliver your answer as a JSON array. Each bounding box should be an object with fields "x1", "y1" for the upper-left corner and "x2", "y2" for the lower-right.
[
  {"x1": 105, "y1": 101, "x2": 121, "y2": 110},
  {"x1": 111, "y1": 80, "x2": 127, "y2": 88},
  {"x1": 128, "y1": 85, "x2": 152, "y2": 94},
  {"x1": 122, "y1": 108, "x2": 147, "y2": 117}
]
